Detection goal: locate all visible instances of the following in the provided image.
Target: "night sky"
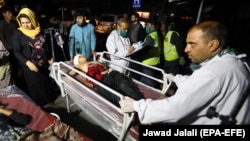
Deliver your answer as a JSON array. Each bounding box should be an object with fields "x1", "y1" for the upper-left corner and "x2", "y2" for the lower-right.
[{"x1": 3, "y1": 0, "x2": 168, "y2": 15}]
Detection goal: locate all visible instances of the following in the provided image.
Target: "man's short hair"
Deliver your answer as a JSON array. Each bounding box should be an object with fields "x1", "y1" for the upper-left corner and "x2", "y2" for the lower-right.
[
  {"x1": 0, "y1": 6, "x2": 12, "y2": 14},
  {"x1": 74, "y1": 8, "x2": 87, "y2": 17},
  {"x1": 131, "y1": 12, "x2": 139, "y2": 18},
  {"x1": 117, "y1": 17, "x2": 129, "y2": 26}
]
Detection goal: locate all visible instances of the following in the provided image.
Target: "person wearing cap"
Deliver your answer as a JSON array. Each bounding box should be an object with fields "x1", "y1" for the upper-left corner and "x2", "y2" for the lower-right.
[
  {"x1": 68, "y1": 8, "x2": 96, "y2": 62},
  {"x1": 12, "y1": 7, "x2": 56, "y2": 107},
  {"x1": 69, "y1": 54, "x2": 144, "y2": 106}
]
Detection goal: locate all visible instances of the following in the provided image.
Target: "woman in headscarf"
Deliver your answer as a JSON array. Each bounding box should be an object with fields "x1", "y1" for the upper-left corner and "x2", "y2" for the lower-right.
[{"x1": 12, "y1": 7, "x2": 55, "y2": 106}]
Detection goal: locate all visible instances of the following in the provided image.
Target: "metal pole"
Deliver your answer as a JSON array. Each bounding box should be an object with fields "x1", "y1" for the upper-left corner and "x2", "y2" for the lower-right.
[
  {"x1": 61, "y1": 7, "x2": 64, "y2": 22},
  {"x1": 196, "y1": 0, "x2": 204, "y2": 24},
  {"x1": 49, "y1": 28, "x2": 55, "y2": 61}
]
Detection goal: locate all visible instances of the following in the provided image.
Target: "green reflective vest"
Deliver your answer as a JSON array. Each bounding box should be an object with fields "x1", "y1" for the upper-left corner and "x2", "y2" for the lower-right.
[
  {"x1": 142, "y1": 31, "x2": 161, "y2": 66},
  {"x1": 163, "y1": 31, "x2": 179, "y2": 61}
]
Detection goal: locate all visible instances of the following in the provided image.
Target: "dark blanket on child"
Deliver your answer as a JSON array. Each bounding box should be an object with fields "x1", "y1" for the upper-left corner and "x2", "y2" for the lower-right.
[{"x1": 86, "y1": 63, "x2": 144, "y2": 106}]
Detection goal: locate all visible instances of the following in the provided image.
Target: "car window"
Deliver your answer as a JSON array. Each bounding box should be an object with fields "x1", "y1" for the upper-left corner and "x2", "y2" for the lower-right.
[{"x1": 100, "y1": 15, "x2": 115, "y2": 22}]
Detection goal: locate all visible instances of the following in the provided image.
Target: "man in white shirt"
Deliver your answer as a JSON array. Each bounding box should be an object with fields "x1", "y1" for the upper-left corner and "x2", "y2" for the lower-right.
[
  {"x1": 106, "y1": 17, "x2": 134, "y2": 73},
  {"x1": 119, "y1": 21, "x2": 250, "y2": 125}
]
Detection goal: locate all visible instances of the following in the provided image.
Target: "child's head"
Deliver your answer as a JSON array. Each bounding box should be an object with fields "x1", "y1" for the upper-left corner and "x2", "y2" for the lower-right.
[{"x1": 73, "y1": 54, "x2": 87, "y2": 65}]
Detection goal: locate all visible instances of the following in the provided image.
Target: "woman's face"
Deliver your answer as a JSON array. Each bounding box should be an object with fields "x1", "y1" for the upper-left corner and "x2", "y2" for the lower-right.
[{"x1": 20, "y1": 17, "x2": 33, "y2": 30}]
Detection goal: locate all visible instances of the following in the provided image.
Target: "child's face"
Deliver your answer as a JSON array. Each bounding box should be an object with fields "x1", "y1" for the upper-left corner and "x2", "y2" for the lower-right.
[{"x1": 78, "y1": 55, "x2": 87, "y2": 64}]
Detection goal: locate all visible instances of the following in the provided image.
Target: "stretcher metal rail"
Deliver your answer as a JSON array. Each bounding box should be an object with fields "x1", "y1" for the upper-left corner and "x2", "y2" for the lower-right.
[{"x1": 51, "y1": 51, "x2": 172, "y2": 141}]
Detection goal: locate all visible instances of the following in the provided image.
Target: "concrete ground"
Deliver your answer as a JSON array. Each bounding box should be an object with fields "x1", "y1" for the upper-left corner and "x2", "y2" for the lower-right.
[{"x1": 43, "y1": 95, "x2": 117, "y2": 141}]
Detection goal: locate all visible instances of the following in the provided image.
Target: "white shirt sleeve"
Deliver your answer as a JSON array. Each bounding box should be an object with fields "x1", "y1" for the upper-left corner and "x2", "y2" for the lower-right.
[
  {"x1": 106, "y1": 30, "x2": 129, "y2": 57},
  {"x1": 174, "y1": 74, "x2": 190, "y2": 87},
  {"x1": 134, "y1": 69, "x2": 221, "y2": 124}
]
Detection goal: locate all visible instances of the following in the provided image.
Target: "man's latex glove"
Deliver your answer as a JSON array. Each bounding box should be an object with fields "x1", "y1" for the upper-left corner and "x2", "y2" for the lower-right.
[
  {"x1": 166, "y1": 73, "x2": 175, "y2": 82},
  {"x1": 179, "y1": 56, "x2": 186, "y2": 66},
  {"x1": 119, "y1": 96, "x2": 136, "y2": 113}
]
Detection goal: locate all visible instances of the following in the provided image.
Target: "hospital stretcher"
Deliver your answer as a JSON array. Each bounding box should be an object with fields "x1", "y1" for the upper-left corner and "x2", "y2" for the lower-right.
[
  {"x1": 50, "y1": 51, "x2": 172, "y2": 141},
  {"x1": 0, "y1": 85, "x2": 93, "y2": 141}
]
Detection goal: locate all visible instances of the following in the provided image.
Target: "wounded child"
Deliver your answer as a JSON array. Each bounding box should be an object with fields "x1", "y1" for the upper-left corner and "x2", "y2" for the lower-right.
[{"x1": 69, "y1": 54, "x2": 144, "y2": 106}]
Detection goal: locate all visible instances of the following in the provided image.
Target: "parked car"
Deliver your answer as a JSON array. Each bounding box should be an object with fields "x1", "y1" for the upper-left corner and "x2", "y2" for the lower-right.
[{"x1": 95, "y1": 14, "x2": 122, "y2": 34}]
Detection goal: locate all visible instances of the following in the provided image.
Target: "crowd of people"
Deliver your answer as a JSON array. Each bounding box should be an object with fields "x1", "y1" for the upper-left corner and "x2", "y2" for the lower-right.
[
  {"x1": 0, "y1": 3, "x2": 249, "y2": 128},
  {"x1": 0, "y1": 6, "x2": 95, "y2": 141}
]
